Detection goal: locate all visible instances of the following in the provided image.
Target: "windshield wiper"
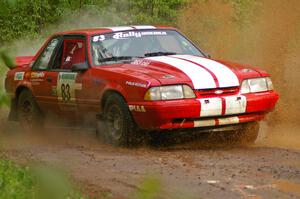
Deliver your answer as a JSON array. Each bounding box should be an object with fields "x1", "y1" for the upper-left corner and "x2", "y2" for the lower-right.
[
  {"x1": 98, "y1": 56, "x2": 139, "y2": 63},
  {"x1": 144, "y1": 51, "x2": 177, "y2": 57}
]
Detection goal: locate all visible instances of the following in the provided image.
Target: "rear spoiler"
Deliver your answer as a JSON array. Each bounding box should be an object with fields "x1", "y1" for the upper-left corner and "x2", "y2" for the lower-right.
[
  {"x1": 0, "y1": 51, "x2": 33, "y2": 70},
  {"x1": 15, "y1": 56, "x2": 34, "y2": 67}
]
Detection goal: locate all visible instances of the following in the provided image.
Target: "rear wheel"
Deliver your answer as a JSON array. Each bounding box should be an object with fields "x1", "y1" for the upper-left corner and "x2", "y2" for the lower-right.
[
  {"x1": 96, "y1": 93, "x2": 143, "y2": 146},
  {"x1": 17, "y1": 90, "x2": 44, "y2": 131}
]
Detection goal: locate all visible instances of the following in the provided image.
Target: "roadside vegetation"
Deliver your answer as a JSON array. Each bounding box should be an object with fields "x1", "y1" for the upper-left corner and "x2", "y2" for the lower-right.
[
  {"x1": 0, "y1": 159, "x2": 167, "y2": 199},
  {"x1": 0, "y1": 159, "x2": 88, "y2": 199},
  {"x1": 0, "y1": 0, "x2": 252, "y2": 44},
  {"x1": 0, "y1": 51, "x2": 11, "y2": 108}
]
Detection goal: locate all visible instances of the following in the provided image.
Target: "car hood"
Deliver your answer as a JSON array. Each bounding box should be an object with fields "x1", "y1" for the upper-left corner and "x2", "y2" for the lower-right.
[{"x1": 108, "y1": 55, "x2": 264, "y2": 89}]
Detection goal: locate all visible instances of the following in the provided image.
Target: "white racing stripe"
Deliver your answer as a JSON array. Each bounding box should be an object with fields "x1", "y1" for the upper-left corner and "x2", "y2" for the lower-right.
[
  {"x1": 133, "y1": 25, "x2": 156, "y2": 29},
  {"x1": 218, "y1": 116, "x2": 239, "y2": 125},
  {"x1": 194, "y1": 119, "x2": 216, "y2": 127},
  {"x1": 106, "y1": 26, "x2": 134, "y2": 31},
  {"x1": 193, "y1": 116, "x2": 240, "y2": 127},
  {"x1": 223, "y1": 95, "x2": 247, "y2": 115},
  {"x1": 198, "y1": 98, "x2": 222, "y2": 117},
  {"x1": 197, "y1": 96, "x2": 247, "y2": 117},
  {"x1": 107, "y1": 26, "x2": 156, "y2": 32},
  {"x1": 174, "y1": 55, "x2": 240, "y2": 88},
  {"x1": 146, "y1": 56, "x2": 216, "y2": 89}
]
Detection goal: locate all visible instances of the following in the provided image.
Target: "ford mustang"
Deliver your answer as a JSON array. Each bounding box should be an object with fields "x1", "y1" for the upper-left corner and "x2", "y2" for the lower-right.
[{"x1": 5, "y1": 25, "x2": 279, "y2": 146}]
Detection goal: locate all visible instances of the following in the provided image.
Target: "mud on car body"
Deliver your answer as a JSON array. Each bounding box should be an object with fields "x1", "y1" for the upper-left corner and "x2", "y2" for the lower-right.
[{"x1": 5, "y1": 25, "x2": 279, "y2": 146}]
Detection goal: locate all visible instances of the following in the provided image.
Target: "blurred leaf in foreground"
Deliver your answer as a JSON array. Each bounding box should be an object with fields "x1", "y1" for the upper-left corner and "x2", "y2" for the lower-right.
[
  {"x1": 0, "y1": 50, "x2": 15, "y2": 69},
  {"x1": 0, "y1": 159, "x2": 89, "y2": 199},
  {"x1": 0, "y1": 92, "x2": 10, "y2": 107},
  {"x1": 134, "y1": 176, "x2": 162, "y2": 199}
]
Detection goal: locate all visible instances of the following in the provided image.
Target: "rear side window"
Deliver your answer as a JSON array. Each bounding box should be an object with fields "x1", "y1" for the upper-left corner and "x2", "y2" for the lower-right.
[{"x1": 34, "y1": 38, "x2": 60, "y2": 70}]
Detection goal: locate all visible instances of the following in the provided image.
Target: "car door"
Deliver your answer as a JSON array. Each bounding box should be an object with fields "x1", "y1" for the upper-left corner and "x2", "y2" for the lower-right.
[
  {"x1": 50, "y1": 35, "x2": 95, "y2": 114},
  {"x1": 31, "y1": 35, "x2": 96, "y2": 117},
  {"x1": 30, "y1": 36, "x2": 63, "y2": 113}
]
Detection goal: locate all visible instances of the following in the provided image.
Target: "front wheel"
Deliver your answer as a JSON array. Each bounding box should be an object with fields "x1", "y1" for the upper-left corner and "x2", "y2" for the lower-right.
[
  {"x1": 17, "y1": 90, "x2": 44, "y2": 131},
  {"x1": 96, "y1": 93, "x2": 143, "y2": 146}
]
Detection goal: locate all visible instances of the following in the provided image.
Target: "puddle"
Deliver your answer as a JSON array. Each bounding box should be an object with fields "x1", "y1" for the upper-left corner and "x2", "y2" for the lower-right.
[{"x1": 273, "y1": 180, "x2": 300, "y2": 196}]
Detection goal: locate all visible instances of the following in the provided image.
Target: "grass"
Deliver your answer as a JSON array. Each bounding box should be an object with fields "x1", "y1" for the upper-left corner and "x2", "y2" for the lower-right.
[
  {"x1": 0, "y1": 159, "x2": 88, "y2": 199},
  {"x1": 0, "y1": 159, "x2": 170, "y2": 199}
]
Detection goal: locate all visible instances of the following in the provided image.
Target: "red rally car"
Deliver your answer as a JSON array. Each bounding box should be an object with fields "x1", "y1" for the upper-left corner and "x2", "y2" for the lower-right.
[{"x1": 5, "y1": 25, "x2": 279, "y2": 146}]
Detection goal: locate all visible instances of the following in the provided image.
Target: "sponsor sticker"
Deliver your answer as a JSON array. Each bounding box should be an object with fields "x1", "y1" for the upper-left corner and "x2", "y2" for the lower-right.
[
  {"x1": 113, "y1": 31, "x2": 167, "y2": 39},
  {"x1": 125, "y1": 81, "x2": 148, "y2": 88},
  {"x1": 59, "y1": 73, "x2": 77, "y2": 81},
  {"x1": 14, "y1": 72, "x2": 25, "y2": 81},
  {"x1": 129, "y1": 105, "x2": 146, "y2": 112},
  {"x1": 30, "y1": 72, "x2": 45, "y2": 82},
  {"x1": 131, "y1": 59, "x2": 151, "y2": 66},
  {"x1": 31, "y1": 72, "x2": 45, "y2": 79},
  {"x1": 163, "y1": 74, "x2": 175, "y2": 79},
  {"x1": 51, "y1": 86, "x2": 57, "y2": 96},
  {"x1": 92, "y1": 31, "x2": 168, "y2": 42}
]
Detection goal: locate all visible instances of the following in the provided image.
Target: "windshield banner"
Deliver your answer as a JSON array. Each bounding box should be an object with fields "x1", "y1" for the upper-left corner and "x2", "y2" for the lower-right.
[{"x1": 93, "y1": 31, "x2": 168, "y2": 42}]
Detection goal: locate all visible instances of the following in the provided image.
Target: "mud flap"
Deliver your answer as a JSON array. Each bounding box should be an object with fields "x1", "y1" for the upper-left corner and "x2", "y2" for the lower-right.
[{"x1": 8, "y1": 98, "x2": 18, "y2": 121}]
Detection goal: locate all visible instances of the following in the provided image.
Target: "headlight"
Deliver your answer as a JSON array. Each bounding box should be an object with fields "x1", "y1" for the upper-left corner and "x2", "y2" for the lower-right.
[
  {"x1": 144, "y1": 85, "x2": 195, "y2": 101},
  {"x1": 266, "y1": 77, "x2": 274, "y2": 90},
  {"x1": 240, "y1": 77, "x2": 273, "y2": 94}
]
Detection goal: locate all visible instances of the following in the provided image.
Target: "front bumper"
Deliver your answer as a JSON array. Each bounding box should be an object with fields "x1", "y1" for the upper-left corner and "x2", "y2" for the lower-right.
[{"x1": 129, "y1": 91, "x2": 279, "y2": 130}]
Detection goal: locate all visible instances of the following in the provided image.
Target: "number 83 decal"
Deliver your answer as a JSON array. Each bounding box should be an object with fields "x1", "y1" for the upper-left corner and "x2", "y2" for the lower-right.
[
  {"x1": 61, "y1": 83, "x2": 71, "y2": 102},
  {"x1": 57, "y1": 72, "x2": 82, "y2": 104}
]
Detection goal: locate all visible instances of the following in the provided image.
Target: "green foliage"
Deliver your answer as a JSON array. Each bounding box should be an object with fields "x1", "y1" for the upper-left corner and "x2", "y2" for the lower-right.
[
  {"x1": 0, "y1": 160, "x2": 35, "y2": 199},
  {"x1": 0, "y1": 0, "x2": 63, "y2": 43},
  {"x1": 226, "y1": 0, "x2": 257, "y2": 25},
  {"x1": 129, "y1": 0, "x2": 186, "y2": 25},
  {"x1": 0, "y1": 159, "x2": 88, "y2": 199},
  {"x1": 0, "y1": 51, "x2": 15, "y2": 69},
  {"x1": 0, "y1": 0, "x2": 186, "y2": 44},
  {"x1": 134, "y1": 176, "x2": 162, "y2": 199},
  {"x1": 0, "y1": 51, "x2": 11, "y2": 108},
  {"x1": 0, "y1": 0, "x2": 255, "y2": 44},
  {"x1": 0, "y1": 92, "x2": 10, "y2": 108}
]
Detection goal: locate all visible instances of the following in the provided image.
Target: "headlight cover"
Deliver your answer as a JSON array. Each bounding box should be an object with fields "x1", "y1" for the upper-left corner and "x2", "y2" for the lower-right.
[
  {"x1": 144, "y1": 85, "x2": 195, "y2": 101},
  {"x1": 240, "y1": 77, "x2": 274, "y2": 94}
]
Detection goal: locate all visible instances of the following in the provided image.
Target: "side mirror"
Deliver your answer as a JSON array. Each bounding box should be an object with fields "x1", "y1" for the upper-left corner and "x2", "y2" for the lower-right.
[
  {"x1": 207, "y1": 54, "x2": 211, "y2": 59},
  {"x1": 71, "y1": 62, "x2": 88, "y2": 72},
  {"x1": 29, "y1": 61, "x2": 35, "y2": 68}
]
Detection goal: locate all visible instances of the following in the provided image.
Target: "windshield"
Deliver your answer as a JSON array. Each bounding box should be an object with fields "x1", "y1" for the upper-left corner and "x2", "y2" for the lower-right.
[{"x1": 91, "y1": 30, "x2": 204, "y2": 65}]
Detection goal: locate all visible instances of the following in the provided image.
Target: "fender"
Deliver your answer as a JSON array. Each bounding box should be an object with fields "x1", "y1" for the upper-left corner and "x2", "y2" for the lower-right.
[
  {"x1": 14, "y1": 81, "x2": 34, "y2": 99},
  {"x1": 99, "y1": 81, "x2": 128, "y2": 113}
]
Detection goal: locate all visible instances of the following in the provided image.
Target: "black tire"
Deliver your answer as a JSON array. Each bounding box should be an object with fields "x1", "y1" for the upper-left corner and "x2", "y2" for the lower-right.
[
  {"x1": 220, "y1": 122, "x2": 260, "y2": 145},
  {"x1": 17, "y1": 90, "x2": 44, "y2": 131},
  {"x1": 96, "y1": 93, "x2": 142, "y2": 146}
]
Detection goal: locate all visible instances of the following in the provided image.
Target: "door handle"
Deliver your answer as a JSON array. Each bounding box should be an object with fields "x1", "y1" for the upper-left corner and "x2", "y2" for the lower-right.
[{"x1": 46, "y1": 77, "x2": 52, "y2": 82}]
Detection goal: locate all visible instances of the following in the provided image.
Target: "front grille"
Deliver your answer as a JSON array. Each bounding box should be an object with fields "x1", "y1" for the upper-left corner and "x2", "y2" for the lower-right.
[{"x1": 195, "y1": 87, "x2": 239, "y2": 97}]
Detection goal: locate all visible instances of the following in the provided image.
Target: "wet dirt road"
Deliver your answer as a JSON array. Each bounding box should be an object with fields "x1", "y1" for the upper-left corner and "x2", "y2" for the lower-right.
[{"x1": 1, "y1": 116, "x2": 300, "y2": 199}]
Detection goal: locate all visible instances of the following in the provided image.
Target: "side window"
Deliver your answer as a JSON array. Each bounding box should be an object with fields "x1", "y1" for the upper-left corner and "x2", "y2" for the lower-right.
[
  {"x1": 34, "y1": 38, "x2": 60, "y2": 70},
  {"x1": 61, "y1": 39, "x2": 86, "y2": 70}
]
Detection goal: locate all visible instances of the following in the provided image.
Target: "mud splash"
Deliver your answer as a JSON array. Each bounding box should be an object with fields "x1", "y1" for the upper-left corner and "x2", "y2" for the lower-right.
[
  {"x1": 178, "y1": 0, "x2": 300, "y2": 150},
  {"x1": 273, "y1": 180, "x2": 300, "y2": 197}
]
